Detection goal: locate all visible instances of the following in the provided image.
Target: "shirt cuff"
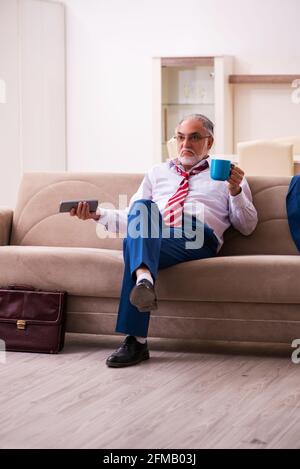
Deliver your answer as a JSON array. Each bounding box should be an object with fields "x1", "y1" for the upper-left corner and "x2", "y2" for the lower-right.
[
  {"x1": 229, "y1": 187, "x2": 250, "y2": 209},
  {"x1": 96, "y1": 207, "x2": 110, "y2": 227}
]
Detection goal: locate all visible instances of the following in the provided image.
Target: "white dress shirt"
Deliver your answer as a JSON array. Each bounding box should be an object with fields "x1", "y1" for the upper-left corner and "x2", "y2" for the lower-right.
[{"x1": 97, "y1": 156, "x2": 258, "y2": 251}]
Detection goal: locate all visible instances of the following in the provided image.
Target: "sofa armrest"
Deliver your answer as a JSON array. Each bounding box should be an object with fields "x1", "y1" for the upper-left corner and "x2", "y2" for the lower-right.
[{"x1": 0, "y1": 207, "x2": 13, "y2": 245}]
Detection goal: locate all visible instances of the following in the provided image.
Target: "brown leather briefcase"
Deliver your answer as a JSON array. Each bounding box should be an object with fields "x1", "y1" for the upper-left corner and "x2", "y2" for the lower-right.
[{"x1": 0, "y1": 284, "x2": 67, "y2": 353}]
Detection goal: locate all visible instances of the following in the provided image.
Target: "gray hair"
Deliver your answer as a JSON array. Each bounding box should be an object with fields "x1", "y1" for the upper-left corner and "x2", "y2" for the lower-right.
[{"x1": 177, "y1": 114, "x2": 214, "y2": 138}]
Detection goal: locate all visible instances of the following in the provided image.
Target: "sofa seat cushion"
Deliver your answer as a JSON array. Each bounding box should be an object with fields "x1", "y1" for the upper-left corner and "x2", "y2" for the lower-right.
[
  {"x1": 0, "y1": 246, "x2": 300, "y2": 304},
  {"x1": 0, "y1": 245, "x2": 124, "y2": 298},
  {"x1": 157, "y1": 254, "x2": 300, "y2": 303}
]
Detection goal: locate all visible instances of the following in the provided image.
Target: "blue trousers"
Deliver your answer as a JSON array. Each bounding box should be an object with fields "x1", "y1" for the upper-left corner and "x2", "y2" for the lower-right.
[
  {"x1": 286, "y1": 175, "x2": 300, "y2": 252},
  {"x1": 115, "y1": 199, "x2": 219, "y2": 338}
]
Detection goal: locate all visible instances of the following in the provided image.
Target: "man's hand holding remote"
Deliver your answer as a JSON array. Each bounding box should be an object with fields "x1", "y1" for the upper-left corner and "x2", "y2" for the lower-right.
[{"x1": 70, "y1": 201, "x2": 100, "y2": 221}]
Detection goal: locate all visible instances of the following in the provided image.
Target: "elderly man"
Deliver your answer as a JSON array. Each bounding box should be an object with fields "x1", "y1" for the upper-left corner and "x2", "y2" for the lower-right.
[{"x1": 71, "y1": 114, "x2": 258, "y2": 368}]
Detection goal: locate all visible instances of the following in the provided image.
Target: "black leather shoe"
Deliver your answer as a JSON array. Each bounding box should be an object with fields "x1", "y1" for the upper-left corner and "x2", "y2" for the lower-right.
[
  {"x1": 106, "y1": 335, "x2": 150, "y2": 368},
  {"x1": 129, "y1": 279, "x2": 158, "y2": 312}
]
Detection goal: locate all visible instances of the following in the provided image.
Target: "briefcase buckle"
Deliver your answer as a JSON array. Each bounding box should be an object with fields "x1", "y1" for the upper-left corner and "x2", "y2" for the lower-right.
[{"x1": 17, "y1": 320, "x2": 26, "y2": 330}]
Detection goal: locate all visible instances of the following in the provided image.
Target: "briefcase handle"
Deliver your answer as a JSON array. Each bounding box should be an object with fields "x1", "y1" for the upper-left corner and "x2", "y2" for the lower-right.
[
  {"x1": 7, "y1": 284, "x2": 36, "y2": 291},
  {"x1": 4, "y1": 285, "x2": 67, "y2": 295}
]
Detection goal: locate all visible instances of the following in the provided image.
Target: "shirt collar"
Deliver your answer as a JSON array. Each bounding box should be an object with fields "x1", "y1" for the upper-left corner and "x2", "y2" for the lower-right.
[{"x1": 169, "y1": 155, "x2": 211, "y2": 173}]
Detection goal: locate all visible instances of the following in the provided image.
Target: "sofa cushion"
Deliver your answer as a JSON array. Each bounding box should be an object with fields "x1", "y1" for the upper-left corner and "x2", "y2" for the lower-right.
[
  {"x1": 10, "y1": 172, "x2": 144, "y2": 250},
  {"x1": 10, "y1": 172, "x2": 299, "y2": 256},
  {"x1": 157, "y1": 254, "x2": 300, "y2": 303},
  {"x1": 1, "y1": 246, "x2": 300, "y2": 303},
  {"x1": 221, "y1": 176, "x2": 298, "y2": 256},
  {"x1": 0, "y1": 246, "x2": 124, "y2": 298}
]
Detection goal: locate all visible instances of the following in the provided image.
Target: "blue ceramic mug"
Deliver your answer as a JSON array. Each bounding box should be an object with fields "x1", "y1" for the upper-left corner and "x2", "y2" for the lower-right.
[{"x1": 210, "y1": 159, "x2": 232, "y2": 181}]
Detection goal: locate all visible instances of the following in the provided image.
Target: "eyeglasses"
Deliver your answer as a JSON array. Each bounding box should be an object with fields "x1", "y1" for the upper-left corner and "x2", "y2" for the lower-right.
[{"x1": 174, "y1": 133, "x2": 211, "y2": 143}]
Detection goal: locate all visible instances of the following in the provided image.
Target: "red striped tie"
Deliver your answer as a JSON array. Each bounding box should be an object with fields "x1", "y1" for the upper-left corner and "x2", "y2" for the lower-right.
[{"x1": 163, "y1": 160, "x2": 209, "y2": 227}]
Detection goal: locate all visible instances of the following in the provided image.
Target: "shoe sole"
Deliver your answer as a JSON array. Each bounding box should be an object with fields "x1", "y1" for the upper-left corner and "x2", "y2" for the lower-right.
[
  {"x1": 106, "y1": 350, "x2": 150, "y2": 368},
  {"x1": 129, "y1": 284, "x2": 158, "y2": 312}
]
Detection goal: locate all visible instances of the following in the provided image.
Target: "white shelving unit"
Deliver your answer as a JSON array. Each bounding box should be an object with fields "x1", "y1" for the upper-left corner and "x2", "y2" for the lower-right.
[{"x1": 152, "y1": 56, "x2": 233, "y2": 163}]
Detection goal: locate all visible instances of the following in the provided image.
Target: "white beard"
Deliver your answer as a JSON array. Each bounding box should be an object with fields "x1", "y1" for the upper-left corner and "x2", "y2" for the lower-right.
[
  {"x1": 178, "y1": 147, "x2": 207, "y2": 167},
  {"x1": 178, "y1": 154, "x2": 204, "y2": 166}
]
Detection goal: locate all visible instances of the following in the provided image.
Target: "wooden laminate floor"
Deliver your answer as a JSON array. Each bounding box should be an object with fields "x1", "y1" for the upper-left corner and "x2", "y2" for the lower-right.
[{"x1": 0, "y1": 333, "x2": 299, "y2": 449}]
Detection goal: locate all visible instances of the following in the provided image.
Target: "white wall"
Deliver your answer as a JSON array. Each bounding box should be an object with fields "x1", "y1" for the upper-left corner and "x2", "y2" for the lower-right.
[
  {"x1": 63, "y1": 0, "x2": 300, "y2": 172},
  {"x1": 0, "y1": 0, "x2": 66, "y2": 208},
  {"x1": 0, "y1": 0, "x2": 22, "y2": 208},
  {"x1": 19, "y1": 0, "x2": 66, "y2": 172}
]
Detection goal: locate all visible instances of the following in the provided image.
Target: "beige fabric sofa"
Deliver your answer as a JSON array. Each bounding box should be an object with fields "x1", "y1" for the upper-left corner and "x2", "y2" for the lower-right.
[{"x1": 0, "y1": 172, "x2": 299, "y2": 344}]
